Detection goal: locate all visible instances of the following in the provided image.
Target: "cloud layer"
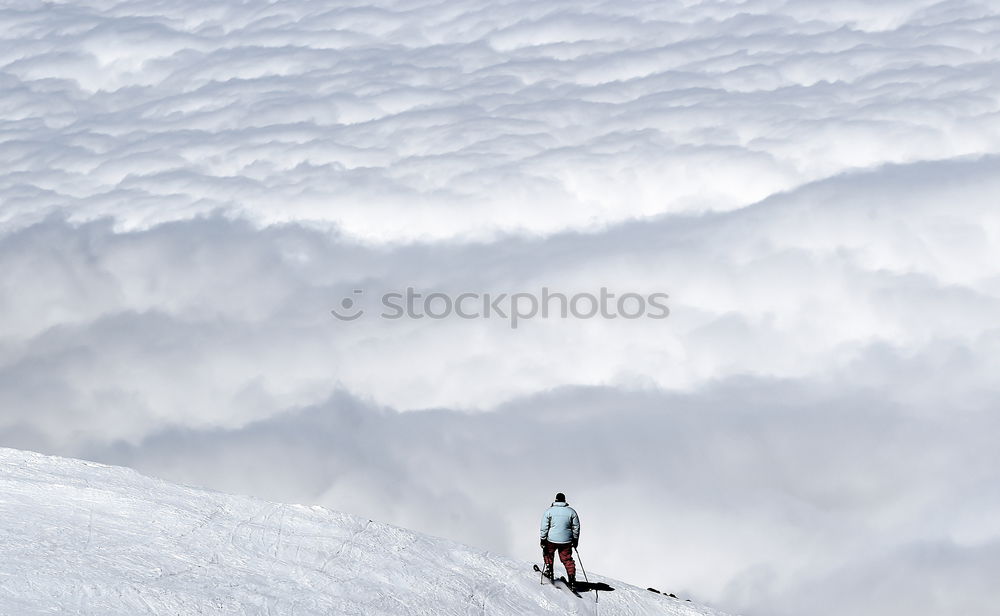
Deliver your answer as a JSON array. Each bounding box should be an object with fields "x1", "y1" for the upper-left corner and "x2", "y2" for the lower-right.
[
  {"x1": 2, "y1": 2, "x2": 1000, "y2": 616},
  {"x1": 2, "y1": 0, "x2": 999, "y2": 241}
]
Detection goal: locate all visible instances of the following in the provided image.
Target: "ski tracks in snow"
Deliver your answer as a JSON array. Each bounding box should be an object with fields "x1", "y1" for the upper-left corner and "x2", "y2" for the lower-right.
[{"x1": 0, "y1": 448, "x2": 732, "y2": 616}]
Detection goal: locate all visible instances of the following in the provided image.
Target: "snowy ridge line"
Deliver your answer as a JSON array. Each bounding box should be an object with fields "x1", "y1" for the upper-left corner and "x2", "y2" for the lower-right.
[{"x1": 0, "y1": 447, "x2": 733, "y2": 615}]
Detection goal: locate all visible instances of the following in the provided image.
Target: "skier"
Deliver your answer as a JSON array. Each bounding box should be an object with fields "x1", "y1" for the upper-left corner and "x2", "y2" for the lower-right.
[{"x1": 540, "y1": 492, "x2": 580, "y2": 591}]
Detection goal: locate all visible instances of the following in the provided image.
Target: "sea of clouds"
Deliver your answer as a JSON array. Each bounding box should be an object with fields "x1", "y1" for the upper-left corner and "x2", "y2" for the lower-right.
[{"x1": 2, "y1": 1, "x2": 1000, "y2": 615}]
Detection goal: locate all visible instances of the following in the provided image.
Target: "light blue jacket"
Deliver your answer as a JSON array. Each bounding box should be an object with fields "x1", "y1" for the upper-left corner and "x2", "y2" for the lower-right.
[{"x1": 540, "y1": 502, "x2": 580, "y2": 544}]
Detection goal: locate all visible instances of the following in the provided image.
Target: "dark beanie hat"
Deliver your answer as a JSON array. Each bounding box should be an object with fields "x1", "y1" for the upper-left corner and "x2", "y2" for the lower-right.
[{"x1": 555, "y1": 492, "x2": 566, "y2": 502}]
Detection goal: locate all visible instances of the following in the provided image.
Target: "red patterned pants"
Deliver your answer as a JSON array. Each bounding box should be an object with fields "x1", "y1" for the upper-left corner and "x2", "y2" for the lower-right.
[{"x1": 542, "y1": 540, "x2": 576, "y2": 577}]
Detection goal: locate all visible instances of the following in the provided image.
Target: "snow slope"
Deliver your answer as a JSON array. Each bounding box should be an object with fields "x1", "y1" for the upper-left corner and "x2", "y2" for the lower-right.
[{"x1": 0, "y1": 448, "x2": 731, "y2": 616}]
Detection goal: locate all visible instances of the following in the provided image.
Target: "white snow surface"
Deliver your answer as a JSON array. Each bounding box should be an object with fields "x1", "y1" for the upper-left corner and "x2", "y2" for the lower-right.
[{"x1": 0, "y1": 447, "x2": 730, "y2": 616}]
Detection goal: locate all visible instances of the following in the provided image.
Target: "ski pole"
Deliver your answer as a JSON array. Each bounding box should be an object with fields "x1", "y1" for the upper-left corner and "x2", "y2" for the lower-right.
[{"x1": 574, "y1": 547, "x2": 597, "y2": 604}]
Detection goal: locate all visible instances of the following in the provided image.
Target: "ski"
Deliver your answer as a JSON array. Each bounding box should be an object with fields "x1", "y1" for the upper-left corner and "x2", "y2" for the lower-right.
[
  {"x1": 533, "y1": 565, "x2": 582, "y2": 598},
  {"x1": 532, "y1": 564, "x2": 553, "y2": 584},
  {"x1": 557, "y1": 576, "x2": 583, "y2": 598}
]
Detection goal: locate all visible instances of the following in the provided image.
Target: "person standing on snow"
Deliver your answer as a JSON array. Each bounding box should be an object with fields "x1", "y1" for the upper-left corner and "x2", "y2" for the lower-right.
[{"x1": 540, "y1": 492, "x2": 580, "y2": 590}]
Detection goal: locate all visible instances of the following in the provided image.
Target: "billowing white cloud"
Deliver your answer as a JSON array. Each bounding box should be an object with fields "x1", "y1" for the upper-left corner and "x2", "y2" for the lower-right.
[
  {"x1": 2, "y1": 0, "x2": 999, "y2": 240},
  {"x1": 2, "y1": 2, "x2": 999, "y2": 616}
]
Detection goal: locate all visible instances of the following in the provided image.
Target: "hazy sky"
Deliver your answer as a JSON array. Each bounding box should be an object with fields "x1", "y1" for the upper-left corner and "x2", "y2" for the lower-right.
[{"x1": 2, "y1": 1, "x2": 999, "y2": 615}]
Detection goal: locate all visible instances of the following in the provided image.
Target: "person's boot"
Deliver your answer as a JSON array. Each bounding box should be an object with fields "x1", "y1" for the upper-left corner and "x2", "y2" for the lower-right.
[
  {"x1": 542, "y1": 564, "x2": 553, "y2": 582},
  {"x1": 567, "y1": 573, "x2": 576, "y2": 591}
]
